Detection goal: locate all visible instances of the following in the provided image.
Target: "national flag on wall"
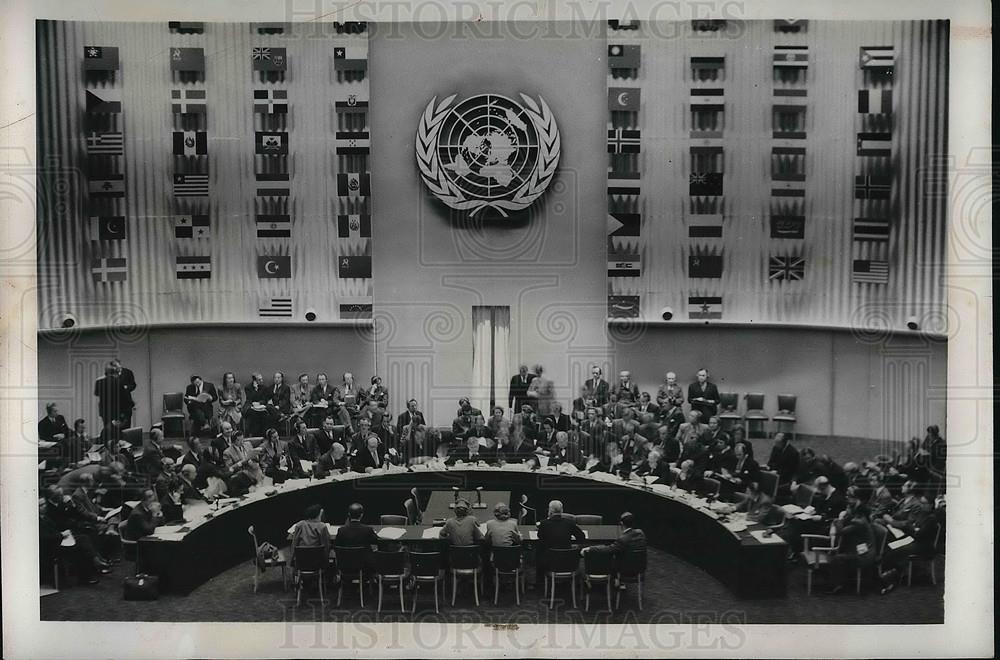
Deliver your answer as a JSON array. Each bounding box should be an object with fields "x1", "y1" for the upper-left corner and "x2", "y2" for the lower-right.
[
  {"x1": 607, "y1": 20, "x2": 639, "y2": 30},
  {"x1": 773, "y1": 88, "x2": 808, "y2": 104},
  {"x1": 173, "y1": 131, "x2": 208, "y2": 156},
  {"x1": 168, "y1": 21, "x2": 204, "y2": 33},
  {"x1": 608, "y1": 44, "x2": 641, "y2": 69},
  {"x1": 607, "y1": 212, "x2": 640, "y2": 237},
  {"x1": 774, "y1": 19, "x2": 807, "y2": 33},
  {"x1": 608, "y1": 295, "x2": 640, "y2": 318},
  {"x1": 252, "y1": 47, "x2": 287, "y2": 71},
  {"x1": 607, "y1": 173, "x2": 640, "y2": 196},
  {"x1": 333, "y1": 45, "x2": 368, "y2": 71},
  {"x1": 255, "y1": 132, "x2": 289, "y2": 155},
  {"x1": 175, "y1": 256, "x2": 211, "y2": 279},
  {"x1": 339, "y1": 303, "x2": 373, "y2": 319},
  {"x1": 608, "y1": 88, "x2": 640, "y2": 111},
  {"x1": 88, "y1": 175, "x2": 125, "y2": 198},
  {"x1": 89, "y1": 216, "x2": 127, "y2": 241},
  {"x1": 338, "y1": 255, "x2": 372, "y2": 279},
  {"x1": 170, "y1": 47, "x2": 205, "y2": 72},
  {"x1": 852, "y1": 259, "x2": 889, "y2": 284},
  {"x1": 770, "y1": 215, "x2": 805, "y2": 239},
  {"x1": 256, "y1": 172, "x2": 290, "y2": 197},
  {"x1": 259, "y1": 297, "x2": 293, "y2": 318},
  {"x1": 853, "y1": 217, "x2": 891, "y2": 241},
  {"x1": 173, "y1": 173, "x2": 209, "y2": 197},
  {"x1": 688, "y1": 254, "x2": 723, "y2": 278},
  {"x1": 857, "y1": 132, "x2": 892, "y2": 156},
  {"x1": 858, "y1": 89, "x2": 892, "y2": 114},
  {"x1": 771, "y1": 180, "x2": 806, "y2": 197},
  {"x1": 859, "y1": 46, "x2": 895, "y2": 69},
  {"x1": 86, "y1": 132, "x2": 124, "y2": 156},
  {"x1": 255, "y1": 22, "x2": 288, "y2": 34},
  {"x1": 256, "y1": 214, "x2": 291, "y2": 238},
  {"x1": 607, "y1": 128, "x2": 641, "y2": 154},
  {"x1": 337, "y1": 172, "x2": 371, "y2": 197},
  {"x1": 688, "y1": 296, "x2": 722, "y2": 320},
  {"x1": 335, "y1": 131, "x2": 371, "y2": 155},
  {"x1": 257, "y1": 255, "x2": 291, "y2": 278},
  {"x1": 854, "y1": 175, "x2": 891, "y2": 200},
  {"x1": 768, "y1": 255, "x2": 805, "y2": 281},
  {"x1": 335, "y1": 94, "x2": 369, "y2": 113},
  {"x1": 253, "y1": 89, "x2": 288, "y2": 114},
  {"x1": 607, "y1": 247, "x2": 640, "y2": 277},
  {"x1": 91, "y1": 257, "x2": 127, "y2": 282},
  {"x1": 691, "y1": 56, "x2": 725, "y2": 72},
  {"x1": 688, "y1": 220, "x2": 723, "y2": 238},
  {"x1": 690, "y1": 88, "x2": 724, "y2": 109},
  {"x1": 171, "y1": 89, "x2": 207, "y2": 114},
  {"x1": 85, "y1": 89, "x2": 122, "y2": 113},
  {"x1": 337, "y1": 214, "x2": 372, "y2": 238},
  {"x1": 173, "y1": 214, "x2": 210, "y2": 239},
  {"x1": 83, "y1": 46, "x2": 119, "y2": 71},
  {"x1": 773, "y1": 45, "x2": 808, "y2": 68},
  {"x1": 689, "y1": 172, "x2": 723, "y2": 196}
]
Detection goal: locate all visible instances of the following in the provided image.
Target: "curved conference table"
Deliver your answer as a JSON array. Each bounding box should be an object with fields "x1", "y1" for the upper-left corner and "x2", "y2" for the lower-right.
[{"x1": 137, "y1": 465, "x2": 787, "y2": 599}]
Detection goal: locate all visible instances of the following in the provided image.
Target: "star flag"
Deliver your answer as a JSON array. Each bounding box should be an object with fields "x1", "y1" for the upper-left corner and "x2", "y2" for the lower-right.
[
  {"x1": 607, "y1": 212, "x2": 640, "y2": 237},
  {"x1": 335, "y1": 131, "x2": 371, "y2": 155},
  {"x1": 338, "y1": 255, "x2": 372, "y2": 279},
  {"x1": 89, "y1": 216, "x2": 127, "y2": 241},
  {"x1": 173, "y1": 174, "x2": 209, "y2": 197},
  {"x1": 173, "y1": 131, "x2": 208, "y2": 156},
  {"x1": 333, "y1": 45, "x2": 368, "y2": 71},
  {"x1": 852, "y1": 259, "x2": 889, "y2": 284},
  {"x1": 175, "y1": 256, "x2": 212, "y2": 279},
  {"x1": 173, "y1": 214, "x2": 210, "y2": 239},
  {"x1": 91, "y1": 257, "x2": 127, "y2": 282},
  {"x1": 259, "y1": 297, "x2": 293, "y2": 318},
  {"x1": 859, "y1": 46, "x2": 895, "y2": 69},
  {"x1": 171, "y1": 89, "x2": 207, "y2": 114},
  {"x1": 257, "y1": 255, "x2": 291, "y2": 279},
  {"x1": 768, "y1": 255, "x2": 806, "y2": 281},
  {"x1": 252, "y1": 47, "x2": 287, "y2": 71},
  {"x1": 253, "y1": 89, "x2": 288, "y2": 114},
  {"x1": 85, "y1": 89, "x2": 122, "y2": 113},
  {"x1": 83, "y1": 46, "x2": 119, "y2": 71},
  {"x1": 608, "y1": 87, "x2": 640, "y2": 111},
  {"x1": 170, "y1": 47, "x2": 205, "y2": 72},
  {"x1": 688, "y1": 296, "x2": 722, "y2": 320},
  {"x1": 337, "y1": 214, "x2": 372, "y2": 238},
  {"x1": 608, "y1": 44, "x2": 641, "y2": 69}
]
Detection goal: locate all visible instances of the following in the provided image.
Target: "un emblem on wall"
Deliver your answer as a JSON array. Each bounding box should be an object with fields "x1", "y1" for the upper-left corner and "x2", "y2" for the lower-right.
[{"x1": 416, "y1": 93, "x2": 561, "y2": 216}]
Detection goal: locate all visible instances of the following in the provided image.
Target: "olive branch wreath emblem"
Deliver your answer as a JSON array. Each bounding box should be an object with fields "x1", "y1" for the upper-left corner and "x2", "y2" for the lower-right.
[{"x1": 415, "y1": 93, "x2": 561, "y2": 217}]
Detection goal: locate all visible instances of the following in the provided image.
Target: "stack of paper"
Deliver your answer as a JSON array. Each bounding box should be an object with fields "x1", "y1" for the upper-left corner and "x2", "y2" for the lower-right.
[
  {"x1": 377, "y1": 527, "x2": 407, "y2": 540},
  {"x1": 421, "y1": 527, "x2": 441, "y2": 540},
  {"x1": 750, "y1": 530, "x2": 785, "y2": 544}
]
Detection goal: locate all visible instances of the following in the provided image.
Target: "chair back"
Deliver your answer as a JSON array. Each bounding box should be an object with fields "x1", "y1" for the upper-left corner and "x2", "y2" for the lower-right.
[
  {"x1": 373, "y1": 550, "x2": 406, "y2": 576},
  {"x1": 163, "y1": 392, "x2": 184, "y2": 413},
  {"x1": 409, "y1": 551, "x2": 443, "y2": 577},
  {"x1": 719, "y1": 392, "x2": 739, "y2": 413},
  {"x1": 380, "y1": 514, "x2": 407, "y2": 525},
  {"x1": 758, "y1": 470, "x2": 779, "y2": 499},
  {"x1": 777, "y1": 394, "x2": 797, "y2": 414},
  {"x1": 122, "y1": 426, "x2": 144, "y2": 447},
  {"x1": 745, "y1": 393, "x2": 765, "y2": 412},
  {"x1": 617, "y1": 549, "x2": 647, "y2": 577},
  {"x1": 583, "y1": 549, "x2": 615, "y2": 576},
  {"x1": 448, "y1": 545, "x2": 481, "y2": 570},
  {"x1": 702, "y1": 477, "x2": 721, "y2": 497},
  {"x1": 334, "y1": 546, "x2": 368, "y2": 572},
  {"x1": 573, "y1": 514, "x2": 602, "y2": 526},
  {"x1": 490, "y1": 545, "x2": 523, "y2": 571},
  {"x1": 560, "y1": 513, "x2": 577, "y2": 523},
  {"x1": 792, "y1": 483, "x2": 816, "y2": 508},
  {"x1": 404, "y1": 498, "x2": 422, "y2": 525},
  {"x1": 294, "y1": 545, "x2": 327, "y2": 572},
  {"x1": 546, "y1": 547, "x2": 580, "y2": 573}
]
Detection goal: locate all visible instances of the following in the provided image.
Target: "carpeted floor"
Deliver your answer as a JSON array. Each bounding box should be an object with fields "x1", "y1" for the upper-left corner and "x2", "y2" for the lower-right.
[{"x1": 40, "y1": 543, "x2": 943, "y2": 625}]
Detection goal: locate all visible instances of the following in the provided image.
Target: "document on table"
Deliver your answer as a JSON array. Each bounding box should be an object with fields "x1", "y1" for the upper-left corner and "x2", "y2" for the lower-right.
[
  {"x1": 421, "y1": 527, "x2": 441, "y2": 540},
  {"x1": 378, "y1": 527, "x2": 407, "y2": 540},
  {"x1": 750, "y1": 530, "x2": 785, "y2": 544},
  {"x1": 102, "y1": 506, "x2": 122, "y2": 521}
]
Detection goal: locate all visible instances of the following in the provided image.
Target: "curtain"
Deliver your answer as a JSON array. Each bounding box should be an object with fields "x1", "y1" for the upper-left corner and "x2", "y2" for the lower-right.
[{"x1": 471, "y1": 306, "x2": 511, "y2": 415}]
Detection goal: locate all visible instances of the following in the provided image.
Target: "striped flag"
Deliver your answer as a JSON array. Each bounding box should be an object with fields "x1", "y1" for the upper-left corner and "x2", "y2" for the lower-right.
[
  {"x1": 175, "y1": 255, "x2": 212, "y2": 279},
  {"x1": 335, "y1": 131, "x2": 371, "y2": 155},
  {"x1": 607, "y1": 20, "x2": 639, "y2": 30},
  {"x1": 688, "y1": 296, "x2": 722, "y2": 320},
  {"x1": 335, "y1": 94, "x2": 369, "y2": 114},
  {"x1": 173, "y1": 214, "x2": 210, "y2": 239},
  {"x1": 171, "y1": 89, "x2": 207, "y2": 114},
  {"x1": 256, "y1": 172, "x2": 290, "y2": 197},
  {"x1": 333, "y1": 45, "x2": 368, "y2": 71},
  {"x1": 774, "y1": 20, "x2": 807, "y2": 33},
  {"x1": 83, "y1": 46, "x2": 119, "y2": 71},
  {"x1": 853, "y1": 217, "x2": 891, "y2": 241},
  {"x1": 608, "y1": 295, "x2": 640, "y2": 318},
  {"x1": 91, "y1": 257, "x2": 127, "y2": 282},
  {"x1": 173, "y1": 173, "x2": 209, "y2": 197},
  {"x1": 607, "y1": 172, "x2": 640, "y2": 196},
  {"x1": 690, "y1": 88, "x2": 724, "y2": 109},
  {"x1": 773, "y1": 45, "x2": 808, "y2": 68},
  {"x1": 858, "y1": 89, "x2": 892, "y2": 114},
  {"x1": 89, "y1": 216, "x2": 126, "y2": 241},
  {"x1": 773, "y1": 88, "x2": 808, "y2": 105},
  {"x1": 607, "y1": 128, "x2": 641, "y2": 154},
  {"x1": 259, "y1": 297, "x2": 293, "y2": 318},
  {"x1": 168, "y1": 21, "x2": 204, "y2": 33},
  {"x1": 255, "y1": 132, "x2": 288, "y2": 155},
  {"x1": 253, "y1": 89, "x2": 288, "y2": 114},
  {"x1": 857, "y1": 132, "x2": 892, "y2": 157},
  {"x1": 339, "y1": 303, "x2": 373, "y2": 320},
  {"x1": 859, "y1": 46, "x2": 895, "y2": 69},
  {"x1": 768, "y1": 255, "x2": 805, "y2": 281},
  {"x1": 86, "y1": 132, "x2": 124, "y2": 156},
  {"x1": 771, "y1": 180, "x2": 806, "y2": 197},
  {"x1": 88, "y1": 175, "x2": 125, "y2": 198},
  {"x1": 852, "y1": 259, "x2": 889, "y2": 284},
  {"x1": 337, "y1": 214, "x2": 371, "y2": 238},
  {"x1": 173, "y1": 131, "x2": 207, "y2": 156},
  {"x1": 337, "y1": 172, "x2": 370, "y2": 197},
  {"x1": 688, "y1": 215, "x2": 723, "y2": 238},
  {"x1": 854, "y1": 175, "x2": 892, "y2": 200},
  {"x1": 256, "y1": 214, "x2": 291, "y2": 238},
  {"x1": 85, "y1": 89, "x2": 122, "y2": 114},
  {"x1": 608, "y1": 247, "x2": 640, "y2": 277}
]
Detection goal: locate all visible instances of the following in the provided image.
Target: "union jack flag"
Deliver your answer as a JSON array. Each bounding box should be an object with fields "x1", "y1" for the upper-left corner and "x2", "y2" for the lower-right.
[{"x1": 768, "y1": 255, "x2": 805, "y2": 281}]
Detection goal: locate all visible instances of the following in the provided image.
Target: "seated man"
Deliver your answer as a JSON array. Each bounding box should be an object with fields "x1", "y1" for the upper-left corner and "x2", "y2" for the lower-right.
[
  {"x1": 825, "y1": 502, "x2": 878, "y2": 595},
  {"x1": 674, "y1": 459, "x2": 704, "y2": 492},
  {"x1": 720, "y1": 441, "x2": 759, "y2": 491},
  {"x1": 654, "y1": 424, "x2": 682, "y2": 464},
  {"x1": 290, "y1": 504, "x2": 331, "y2": 565},
  {"x1": 764, "y1": 432, "x2": 800, "y2": 488},
  {"x1": 675, "y1": 410, "x2": 710, "y2": 447},
  {"x1": 159, "y1": 481, "x2": 186, "y2": 524},
  {"x1": 548, "y1": 431, "x2": 585, "y2": 470},
  {"x1": 401, "y1": 427, "x2": 434, "y2": 465},
  {"x1": 350, "y1": 417, "x2": 379, "y2": 455},
  {"x1": 222, "y1": 433, "x2": 265, "y2": 488},
  {"x1": 39, "y1": 493, "x2": 106, "y2": 585},
  {"x1": 448, "y1": 435, "x2": 495, "y2": 465},
  {"x1": 335, "y1": 503, "x2": 378, "y2": 549},
  {"x1": 581, "y1": 511, "x2": 647, "y2": 559},
  {"x1": 464, "y1": 413, "x2": 495, "y2": 448},
  {"x1": 39, "y1": 401, "x2": 71, "y2": 444},
  {"x1": 62, "y1": 418, "x2": 91, "y2": 467},
  {"x1": 315, "y1": 442, "x2": 351, "y2": 476},
  {"x1": 878, "y1": 496, "x2": 940, "y2": 594},
  {"x1": 153, "y1": 457, "x2": 178, "y2": 500},
  {"x1": 176, "y1": 464, "x2": 207, "y2": 504},
  {"x1": 259, "y1": 427, "x2": 305, "y2": 483},
  {"x1": 496, "y1": 429, "x2": 536, "y2": 464},
  {"x1": 211, "y1": 421, "x2": 239, "y2": 461},
  {"x1": 733, "y1": 480, "x2": 783, "y2": 526},
  {"x1": 184, "y1": 375, "x2": 218, "y2": 438},
  {"x1": 634, "y1": 449, "x2": 673, "y2": 484},
  {"x1": 535, "y1": 499, "x2": 586, "y2": 589},
  {"x1": 125, "y1": 489, "x2": 163, "y2": 540},
  {"x1": 589, "y1": 440, "x2": 627, "y2": 476},
  {"x1": 439, "y1": 498, "x2": 484, "y2": 546},
  {"x1": 353, "y1": 434, "x2": 387, "y2": 473}
]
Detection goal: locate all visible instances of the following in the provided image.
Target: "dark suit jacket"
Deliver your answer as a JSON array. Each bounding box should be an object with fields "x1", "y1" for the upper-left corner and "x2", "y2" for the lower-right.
[
  {"x1": 309, "y1": 384, "x2": 337, "y2": 404},
  {"x1": 687, "y1": 381, "x2": 720, "y2": 418},
  {"x1": 266, "y1": 383, "x2": 292, "y2": 414},
  {"x1": 315, "y1": 451, "x2": 351, "y2": 475},
  {"x1": 537, "y1": 515, "x2": 586, "y2": 549},
  {"x1": 243, "y1": 382, "x2": 268, "y2": 410},
  {"x1": 593, "y1": 528, "x2": 647, "y2": 556},
  {"x1": 767, "y1": 443, "x2": 800, "y2": 483},
  {"x1": 39, "y1": 415, "x2": 70, "y2": 442},
  {"x1": 508, "y1": 373, "x2": 536, "y2": 410},
  {"x1": 184, "y1": 382, "x2": 219, "y2": 417},
  {"x1": 813, "y1": 489, "x2": 847, "y2": 520},
  {"x1": 353, "y1": 445, "x2": 387, "y2": 472},
  {"x1": 335, "y1": 520, "x2": 379, "y2": 548},
  {"x1": 94, "y1": 375, "x2": 128, "y2": 422},
  {"x1": 446, "y1": 448, "x2": 496, "y2": 465},
  {"x1": 728, "y1": 455, "x2": 760, "y2": 484},
  {"x1": 549, "y1": 442, "x2": 585, "y2": 470},
  {"x1": 497, "y1": 440, "x2": 535, "y2": 463},
  {"x1": 612, "y1": 382, "x2": 640, "y2": 401},
  {"x1": 584, "y1": 378, "x2": 611, "y2": 406},
  {"x1": 286, "y1": 437, "x2": 314, "y2": 465},
  {"x1": 549, "y1": 413, "x2": 572, "y2": 432},
  {"x1": 396, "y1": 410, "x2": 426, "y2": 436},
  {"x1": 310, "y1": 429, "x2": 336, "y2": 457},
  {"x1": 125, "y1": 503, "x2": 159, "y2": 540}
]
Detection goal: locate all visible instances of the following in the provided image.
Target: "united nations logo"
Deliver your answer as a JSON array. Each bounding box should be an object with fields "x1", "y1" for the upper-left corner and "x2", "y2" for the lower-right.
[{"x1": 416, "y1": 93, "x2": 561, "y2": 216}]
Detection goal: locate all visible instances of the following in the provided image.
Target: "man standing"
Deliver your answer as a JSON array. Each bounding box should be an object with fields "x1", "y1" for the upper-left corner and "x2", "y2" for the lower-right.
[
  {"x1": 584, "y1": 366, "x2": 610, "y2": 407},
  {"x1": 687, "y1": 369, "x2": 720, "y2": 423},
  {"x1": 396, "y1": 399, "x2": 426, "y2": 438},
  {"x1": 111, "y1": 358, "x2": 137, "y2": 427},
  {"x1": 613, "y1": 371, "x2": 640, "y2": 402},
  {"x1": 94, "y1": 366, "x2": 125, "y2": 434},
  {"x1": 508, "y1": 365, "x2": 536, "y2": 412},
  {"x1": 184, "y1": 375, "x2": 218, "y2": 438}
]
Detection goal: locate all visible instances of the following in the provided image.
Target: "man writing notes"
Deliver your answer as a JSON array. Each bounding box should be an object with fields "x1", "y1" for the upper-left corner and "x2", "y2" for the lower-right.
[
  {"x1": 687, "y1": 368, "x2": 720, "y2": 424},
  {"x1": 184, "y1": 375, "x2": 218, "y2": 438}
]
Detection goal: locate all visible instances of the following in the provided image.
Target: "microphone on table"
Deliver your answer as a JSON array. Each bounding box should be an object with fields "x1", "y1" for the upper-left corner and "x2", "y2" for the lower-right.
[
  {"x1": 475, "y1": 486, "x2": 483, "y2": 508},
  {"x1": 452, "y1": 486, "x2": 460, "y2": 504}
]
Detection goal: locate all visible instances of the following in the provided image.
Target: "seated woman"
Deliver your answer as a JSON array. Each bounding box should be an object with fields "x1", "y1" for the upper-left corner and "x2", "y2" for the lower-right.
[
  {"x1": 290, "y1": 373, "x2": 313, "y2": 421},
  {"x1": 242, "y1": 373, "x2": 268, "y2": 438},
  {"x1": 218, "y1": 372, "x2": 244, "y2": 431},
  {"x1": 635, "y1": 449, "x2": 674, "y2": 484},
  {"x1": 487, "y1": 406, "x2": 511, "y2": 441}
]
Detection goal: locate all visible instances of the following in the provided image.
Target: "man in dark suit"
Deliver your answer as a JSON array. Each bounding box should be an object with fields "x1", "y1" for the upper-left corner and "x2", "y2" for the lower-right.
[
  {"x1": 765, "y1": 432, "x2": 800, "y2": 486},
  {"x1": 549, "y1": 432, "x2": 585, "y2": 470},
  {"x1": 39, "y1": 402, "x2": 71, "y2": 443},
  {"x1": 310, "y1": 416, "x2": 337, "y2": 458},
  {"x1": 184, "y1": 375, "x2": 218, "y2": 438},
  {"x1": 314, "y1": 442, "x2": 351, "y2": 476},
  {"x1": 687, "y1": 369, "x2": 720, "y2": 423},
  {"x1": 584, "y1": 366, "x2": 611, "y2": 407},
  {"x1": 723, "y1": 441, "x2": 759, "y2": 490},
  {"x1": 179, "y1": 436, "x2": 210, "y2": 471},
  {"x1": 508, "y1": 365, "x2": 536, "y2": 411},
  {"x1": 111, "y1": 358, "x2": 137, "y2": 427},
  {"x1": 350, "y1": 417, "x2": 381, "y2": 455},
  {"x1": 448, "y1": 435, "x2": 496, "y2": 464},
  {"x1": 396, "y1": 399, "x2": 426, "y2": 437},
  {"x1": 125, "y1": 490, "x2": 163, "y2": 540},
  {"x1": 353, "y1": 435, "x2": 387, "y2": 473},
  {"x1": 335, "y1": 502, "x2": 379, "y2": 550},
  {"x1": 635, "y1": 392, "x2": 660, "y2": 417},
  {"x1": 94, "y1": 366, "x2": 126, "y2": 433},
  {"x1": 612, "y1": 371, "x2": 640, "y2": 402},
  {"x1": 535, "y1": 499, "x2": 586, "y2": 589},
  {"x1": 548, "y1": 403, "x2": 573, "y2": 432},
  {"x1": 582, "y1": 511, "x2": 647, "y2": 559}
]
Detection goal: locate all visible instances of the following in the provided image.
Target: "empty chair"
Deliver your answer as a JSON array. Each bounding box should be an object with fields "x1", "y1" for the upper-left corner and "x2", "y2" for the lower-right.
[
  {"x1": 373, "y1": 550, "x2": 408, "y2": 612},
  {"x1": 334, "y1": 546, "x2": 368, "y2": 608},
  {"x1": 800, "y1": 533, "x2": 841, "y2": 595},
  {"x1": 791, "y1": 483, "x2": 816, "y2": 510},
  {"x1": 573, "y1": 514, "x2": 602, "y2": 526},
  {"x1": 743, "y1": 393, "x2": 770, "y2": 439},
  {"x1": 582, "y1": 550, "x2": 615, "y2": 612},
  {"x1": 491, "y1": 545, "x2": 525, "y2": 605},
  {"x1": 292, "y1": 545, "x2": 328, "y2": 606},
  {"x1": 161, "y1": 393, "x2": 185, "y2": 438},
  {"x1": 448, "y1": 545, "x2": 482, "y2": 607},
  {"x1": 410, "y1": 551, "x2": 445, "y2": 614},
  {"x1": 544, "y1": 548, "x2": 581, "y2": 610},
  {"x1": 380, "y1": 514, "x2": 407, "y2": 525},
  {"x1": 717, "y1": 392, "x2": 741, "y2": 431},
  {"x1": 559, "y1": 513, "x2": 577, "y2": 523},
  {"x1": 615, "y1": 549, "x2": 647, "y2": 610},
  {"x1": 772, "y1": 394, "x2": 798, "y2": 439},
  {"x1": 757, "y1": 470, "x2": 780, "y2": 500},
  {"x1": 248, "y1": 525, "x2": 287, "y2": 593},
  {"x1": 404, "y1": 497, "x2": 422, "y2": 525}
]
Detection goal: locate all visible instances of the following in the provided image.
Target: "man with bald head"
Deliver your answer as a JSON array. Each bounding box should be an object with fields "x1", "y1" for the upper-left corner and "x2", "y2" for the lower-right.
[
  {"x1": 535, "y1": 499, "x2": 586, "y2": 589},
  {"x1": 656, "y1": 371, "x2": 685, "y2": 408}
]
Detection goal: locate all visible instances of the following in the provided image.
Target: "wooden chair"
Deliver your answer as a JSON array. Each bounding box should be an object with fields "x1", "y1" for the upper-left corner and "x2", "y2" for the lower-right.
[
  {"x1": 907, "y1": 525, "x2": 943, "y2": 586},
  {"x1": 583, "y1": 550, "x2": 615, "y2": 611},
  {"x1": 772, "y1": 394, "x2": 798, "y2": 439},
  {"x1": 743, "y1": 393, "x2": 770, "y2": 439},
  {"x1": 573, "y1": 514, "x2": 603, "y2": 526},
  {"x1": 757, "y1": 470, "x2": 780, "y2": 500},
  {"x1": 292, "y1": 545, "x2": 328, "y2": 606},
  {"x1": 373, "y1": 550, "x2": 407, "y2": 612},
  {"x1": 801, "y1": 533, "x2": 841, "y2": 595},
  {"x1": 491, "y1": 545, "x2": 525, "y2": 605},
  {"x1": 161, "y1": 393, "x2": 186, "y2": 438},
  {"x1": 615, "y1": 549, "x2": 647, "y2": 610},
  {"x1": 379, "y1": 514, "x2": 407, "y2": 525},
  {"x1": 334, "y1": 546, "x2": 369, "y2": 607},
  {"x1": 248, "y1": 525, "x2": 288, "y2": 593},
  {"x1": 717, "y1": 392, "x2": 741, "y2": 431},
  {"x1": 544, "y1": 548, "x2": 581, "y2": 610},
  {"x1": 448, "y1": 545, "x2": 482, "y2": 607},
  {"x1": 410, "y1": 551, "x2": 445, "y2": 613}
]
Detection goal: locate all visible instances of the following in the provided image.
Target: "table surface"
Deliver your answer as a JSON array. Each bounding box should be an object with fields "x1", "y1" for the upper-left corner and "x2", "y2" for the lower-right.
[{"x1": 423, "y1": 490, "x2": 512, "y2": 521}]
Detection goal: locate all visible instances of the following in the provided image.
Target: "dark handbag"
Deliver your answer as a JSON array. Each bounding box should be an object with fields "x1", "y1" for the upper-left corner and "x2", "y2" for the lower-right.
[{"x1": 123, "y1": 573, "x2": 160, "y2": 600}]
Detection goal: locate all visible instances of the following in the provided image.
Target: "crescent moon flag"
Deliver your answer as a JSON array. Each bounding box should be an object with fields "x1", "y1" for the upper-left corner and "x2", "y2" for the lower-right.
[
  {"x1": 256, "y1": 255, "x2": 291, "y2": 279},
  {"x1": 608, "y1": 87, "x2": 640, "y2": 111},
  {"x1": 89, "y1": 216, "x2": 127, "y2": 241}
]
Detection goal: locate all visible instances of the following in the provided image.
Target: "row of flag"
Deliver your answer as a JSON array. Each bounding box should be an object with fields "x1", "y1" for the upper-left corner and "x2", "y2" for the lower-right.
[
  {"x1": 91, "y1": 252, "x2": 374, "y2": 282},
  {"x1": 87, "y1": 213, "x2": 373, "y2": 242},
  {"x1": 166, "y1": 22, "x2": 367, "y2": 35}
]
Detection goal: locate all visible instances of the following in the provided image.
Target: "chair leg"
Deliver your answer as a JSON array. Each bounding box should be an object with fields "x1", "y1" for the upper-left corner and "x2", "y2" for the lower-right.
[
  {"x1": 451, "y1": 572, "x2": 457, "y2": 606},
  {"x1": 856, "y1": 569, "x2": 862, "y2": 594},
  {"x1": 359, "y1": 572, "x2": 365, "y2": 609},
  {"x1": 637, "y1": 575, "x2": 643, "y2": 610},
  {"x1": 399, "y1": 577, "x2": 405, "y2": 612},
  {"x1": 571, "y1": 575, "x2": 576, "y2": 609},
  {"x1": 378, "y1": 577, "x2": 384, "y2": 612},
  {"x1": 337, "y1": 578, "x2": 343, "y2": 607},
  {"x1": 434, "y1": 579, "x2": 440, "y2": 613},
  {"x1": 930, "y1": 560, "x2": 937, "y2": 585},
  {"x1": 412, "y1": 583, "x2": 419, "y2": 614},
  {"x1": 907, "y1": 561, "x2": 913, "y2": 586},
  {"x1": 253, "y1": 569, "x2": 258, "y2": 593},
  {"x1": 281, "y1": 565, "x2": 287, "y2": 591},
  {"x1": 494, "y1": 570, "x2": 500, "y2": 605},
  {"x1": 318, "y1": 570, "x2": 325, "y2": 606},
  {"x1": 606, "y1": 580, "x2": 612, "y2": 611},
  {"x1": 473, "y1": 571, "x2": 479, "y2": 607},
  {"x1": 806, "y1": 568, "x2": 812, "y2": 595},
  {"x1": 515, "y1": 570, "x2": 521, "y2": 606},
  {"x1": 549, "y1": 574, "x2": 555, "y2": 610},
  {"x1": 615, "y1": 586, "x2": 621, "y2": 609},
  {"x1": 585, "y1": 580, "x2": 590, "y2": 612}
]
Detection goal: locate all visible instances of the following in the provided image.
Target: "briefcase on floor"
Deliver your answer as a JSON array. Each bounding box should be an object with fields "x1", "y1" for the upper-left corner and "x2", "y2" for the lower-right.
[{"x1": 123, "y1": 573, "x2": 160, "y2": 600}]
